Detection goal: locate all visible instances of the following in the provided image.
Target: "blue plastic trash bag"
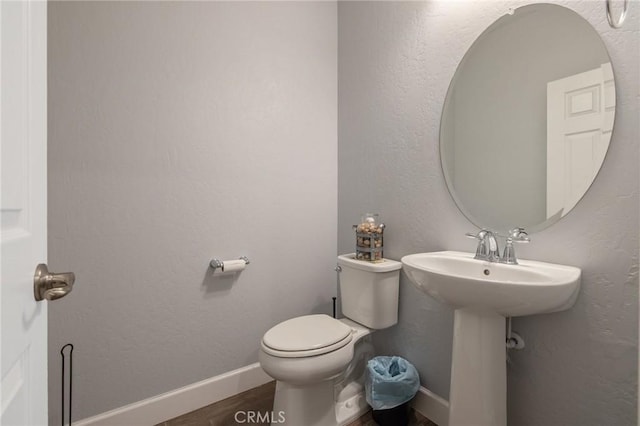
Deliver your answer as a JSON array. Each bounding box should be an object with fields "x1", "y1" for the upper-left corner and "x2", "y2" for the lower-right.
[{"x1": 365, "y1": 356, "x2": 420, "y2": 410}]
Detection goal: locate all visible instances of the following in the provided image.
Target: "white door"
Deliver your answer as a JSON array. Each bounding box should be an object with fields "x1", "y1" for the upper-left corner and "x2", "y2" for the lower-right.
[
  {"x1": 546, "y1": 63, "x2": 615, "y2": 219},
  {"x1": 1, "y1": 1, "x2": 48, "y2": 424}
]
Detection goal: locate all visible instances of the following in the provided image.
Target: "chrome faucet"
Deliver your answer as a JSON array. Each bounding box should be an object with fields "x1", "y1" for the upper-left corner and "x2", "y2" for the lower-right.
[
  {"x1": 466, "y1": 229, "x2": 500, "y2": 262},
  {"x1": 466, "y1": 227, "x2": 529, "y2": 264}
]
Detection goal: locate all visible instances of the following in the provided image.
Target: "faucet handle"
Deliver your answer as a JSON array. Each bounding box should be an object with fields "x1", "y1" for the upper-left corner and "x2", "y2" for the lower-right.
[
  {"x1": 466, "y1": 229, "x2": 489, "y2": 259},
  {"x1": 502, "y1": 227, "x2": 529, "y2": 265},
  {"x1": 465, "y1": 229, "x2": 488, "y2": 240},
  {"x1": 507, "y1": 227, "x2": 530, "y2": 243}
]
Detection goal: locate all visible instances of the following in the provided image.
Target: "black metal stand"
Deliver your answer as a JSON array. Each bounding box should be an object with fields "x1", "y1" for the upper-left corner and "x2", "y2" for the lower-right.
[{"x1": 61, "y1": 344, "x2": 74, "y2": 426}]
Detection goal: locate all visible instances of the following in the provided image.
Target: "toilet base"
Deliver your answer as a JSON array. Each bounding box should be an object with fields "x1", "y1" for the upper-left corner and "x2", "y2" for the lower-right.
[
  {"x1": 271, "y1": 380, "x2": 369, "y2": 426},
  {"x1": 273, "y1": 380, "x2": 336, "y2": 426},
  {"x1": 335, "y1": 389, "x2": 370, "y2": 425}
]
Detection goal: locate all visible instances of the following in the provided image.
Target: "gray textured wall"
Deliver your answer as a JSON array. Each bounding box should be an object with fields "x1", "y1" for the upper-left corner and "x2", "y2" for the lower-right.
[
  {"x1": 48, "y1": 2, "x2": 337, "y2": 422},
  {"x1": 338, "y1": 1, "x2": 638, "y2": 425}
]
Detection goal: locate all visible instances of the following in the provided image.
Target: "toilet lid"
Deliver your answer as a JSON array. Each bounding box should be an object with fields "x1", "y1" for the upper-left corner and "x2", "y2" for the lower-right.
[{"x1": 262, "y1": 314, "x2": 352, "y2": 355}]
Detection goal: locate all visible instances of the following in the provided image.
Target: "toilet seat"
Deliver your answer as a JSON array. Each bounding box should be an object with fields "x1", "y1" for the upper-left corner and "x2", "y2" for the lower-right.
[{"x1": 262, "y1": 314, "x2": 353, "y2": 358}]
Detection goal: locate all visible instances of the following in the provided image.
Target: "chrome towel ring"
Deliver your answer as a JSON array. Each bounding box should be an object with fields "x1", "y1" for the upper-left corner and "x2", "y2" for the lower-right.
[{"x1": 606, "y1": 0, "x2": 628, "y2": 28}]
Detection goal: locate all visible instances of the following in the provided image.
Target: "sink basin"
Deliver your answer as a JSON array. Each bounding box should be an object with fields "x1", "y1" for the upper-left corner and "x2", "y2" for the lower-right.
[
  {"x1": 401, "y1": 251, "x2": 581, "y2": 426},
  {"x1": 401, "y1": 251, "x2": 581, "y2": 317}
]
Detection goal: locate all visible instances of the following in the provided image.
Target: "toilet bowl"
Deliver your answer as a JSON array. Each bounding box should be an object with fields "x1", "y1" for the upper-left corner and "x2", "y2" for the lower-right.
[{"x1": 259, "y1": 254, "x2": 402, "y2": 426}]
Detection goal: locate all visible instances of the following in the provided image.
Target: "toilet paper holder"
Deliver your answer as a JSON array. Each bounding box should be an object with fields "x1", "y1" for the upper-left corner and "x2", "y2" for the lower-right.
[{"x1": 209, "y1": 256, "x2": 250, "y2": 272}]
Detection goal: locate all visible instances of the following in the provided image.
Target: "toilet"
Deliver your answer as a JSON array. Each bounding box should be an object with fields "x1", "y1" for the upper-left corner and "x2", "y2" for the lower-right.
[{"x1": 259, "y1": 254, "x2": 402, "y2": 426}]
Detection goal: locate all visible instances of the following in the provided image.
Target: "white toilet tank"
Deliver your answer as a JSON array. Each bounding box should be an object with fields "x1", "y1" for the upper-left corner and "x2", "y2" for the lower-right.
[{"x1": 337, "y1": 254, "x2": 402, "y2": 329}]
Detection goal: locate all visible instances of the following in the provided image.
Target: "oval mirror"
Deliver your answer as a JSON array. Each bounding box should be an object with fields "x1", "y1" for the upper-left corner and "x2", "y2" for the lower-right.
[{"x1": 440, "y1": 4, "x2": 615, "y2": 233}]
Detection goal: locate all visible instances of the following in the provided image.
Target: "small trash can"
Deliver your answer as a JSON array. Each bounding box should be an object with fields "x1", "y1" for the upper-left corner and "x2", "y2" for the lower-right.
[{"x1": 365, "y1": 356, "x2": 420, "y2": 426}]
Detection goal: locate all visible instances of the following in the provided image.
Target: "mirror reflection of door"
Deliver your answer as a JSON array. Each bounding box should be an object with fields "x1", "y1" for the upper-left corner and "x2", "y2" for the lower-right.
[
  {"x1": 546, "y1": 63, "x2": 615, "y2": 219},
  {"x1": 439, "y1": 4, "x2": 615, "y2": 233}
]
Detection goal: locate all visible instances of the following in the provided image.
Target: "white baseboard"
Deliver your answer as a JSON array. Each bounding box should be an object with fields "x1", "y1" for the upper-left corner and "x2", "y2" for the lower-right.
[
  {"x1": 411, "y1": 386, "x2": 449, "y2": 426},
  {"x1": 74, "y1": 364, "x2": 447, "y2": 426},
  {"x1": 74, "y1": 363, "x2": 273, "y2": 426}
]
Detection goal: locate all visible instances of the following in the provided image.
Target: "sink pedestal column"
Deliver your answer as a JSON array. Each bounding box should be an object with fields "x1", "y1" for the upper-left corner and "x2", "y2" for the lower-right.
[{"x1": 449, "y1": 308, "x2": 506, "y2": 426}]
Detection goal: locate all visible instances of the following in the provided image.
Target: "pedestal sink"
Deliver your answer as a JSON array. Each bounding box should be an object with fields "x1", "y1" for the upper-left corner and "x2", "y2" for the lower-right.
[{"x1": 401, "y1": 251, "x2": 581, "y2": 426}]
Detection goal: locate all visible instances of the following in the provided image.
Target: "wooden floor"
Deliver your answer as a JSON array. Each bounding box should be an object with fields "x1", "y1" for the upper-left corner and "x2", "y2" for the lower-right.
[
  {"x1": 157, "y1": 382, "x2": 276, "y2": 426},
  {"x1": 345, "y1": 409, "x2": 435, "y2": 426},
  {"x1": 157, "y1": 381, "x2": 436, "y2": 426}
]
